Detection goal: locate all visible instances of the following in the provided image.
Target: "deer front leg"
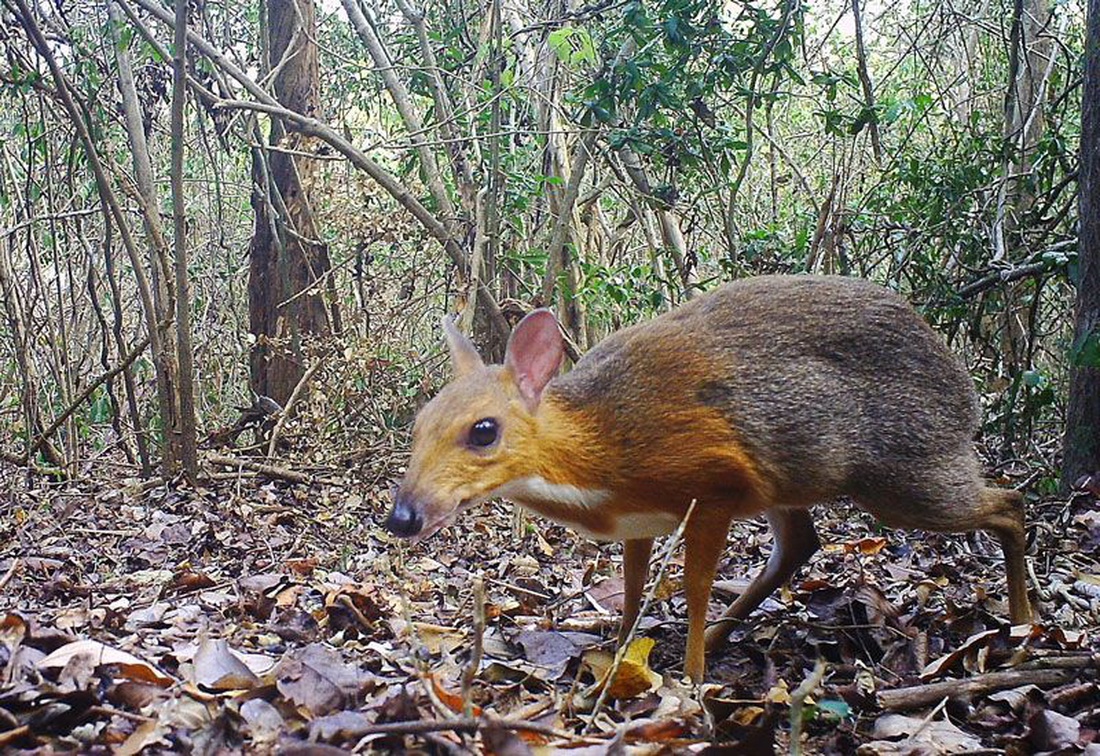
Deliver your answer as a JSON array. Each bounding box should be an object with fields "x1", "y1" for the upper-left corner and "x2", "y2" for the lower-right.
[
  {"x1": 683, "y1": 515, "x2": 733, "y2": 683},
  {"x1": 619, "y1": 538, "x2": 654, "y2": 644}
]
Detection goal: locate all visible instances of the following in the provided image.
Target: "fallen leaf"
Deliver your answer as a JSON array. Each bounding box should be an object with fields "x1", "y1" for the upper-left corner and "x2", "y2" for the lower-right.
[
  {"x1": 921, "y1": 629, "x2": 999, "y2": 680},
  {"x1": 274, "y1": 643, "x2": 367, "y2": 716},
  {"x1": 1029, "y1": 709, "x2": 1082, "y2": 751},
  {"x1": 515, "y1": 630, "x2": 582, "y2": 668},
  {"x1": 428, "y1": 672, "x2": 481, "y2": 716},
  {"x1": 413, "y1": 622, "x2": 465, "y2": 655},
  {"x1": 582, "y1": 637, "x2": 661, "y2": 700},
  {"x1": 860, "y1": 713, "x2": 983, "y2": 754},
  {"x1": 192, "y1": 638, "x2": 261, "y2": 691},
  {"x1": 115, "y1": 720, "x2": 164, "y2": 756},
  {"x1": 240, "y1": 698, "x2": 285, "y2": 742},
  {"x1": 39, "y1": 639, "x2": 173, "y2": 687}
]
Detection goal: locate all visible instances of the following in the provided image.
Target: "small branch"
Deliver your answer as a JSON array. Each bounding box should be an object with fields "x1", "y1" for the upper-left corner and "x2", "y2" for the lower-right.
[
  {"x1": 206, "y1": 453, "x2": 313, "y2": 485},
  {"x1": 586, "y1": 499, "x2": 698, "y2": 732},
  {"x1": 957, "y1": 243, "x2": 1073, "y2": 298},
  {"x1": 345, "y1": 714, "x2": 574, "y2": 741},
  {"x1": 0, "y1": 558, "x2": 19, "y2": 592},
  {"x1": 26, "y1": 336, "x2": 151, "y2": 462},
  {"x1": 539, "y1": 130, "x2": 599, "y2": 307},
  {"x1": 851, "y1": 0, "x2": 883, "y2": 162},
  {"x1": 877, "y1": 668, "x2": 1074, "y2": 711},
  {"x1": 461, "y1": 575, "x2": 486, "y2": 718},
  {"x1": 789, "y1": 659, "x2": 827, "y2": 756},
  {"x1": 265, "y1": 359, "x2": 324, "y2": 458}
]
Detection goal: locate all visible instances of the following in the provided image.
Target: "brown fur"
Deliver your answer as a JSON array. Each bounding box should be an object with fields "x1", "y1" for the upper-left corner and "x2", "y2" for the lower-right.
[{"x1": 394, "y1": 275, "x2": 1033, "y2": 682}]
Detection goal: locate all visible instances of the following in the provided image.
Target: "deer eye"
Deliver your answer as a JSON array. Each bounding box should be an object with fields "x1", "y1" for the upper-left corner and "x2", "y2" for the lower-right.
[{"x1": 467, "y1": 418, "x2": 499, "y2": 448}]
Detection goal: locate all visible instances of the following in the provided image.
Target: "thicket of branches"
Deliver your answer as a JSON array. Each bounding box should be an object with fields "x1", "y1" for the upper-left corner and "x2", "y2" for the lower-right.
[{"x1": 0, "y1": 0, "x2": 1089, "y2": 487}]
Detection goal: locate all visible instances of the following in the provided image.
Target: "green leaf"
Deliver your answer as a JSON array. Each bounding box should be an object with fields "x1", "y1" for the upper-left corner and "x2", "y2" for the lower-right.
[{"x1": 548, "y1": 27, "x2": 597, "y2": 68}]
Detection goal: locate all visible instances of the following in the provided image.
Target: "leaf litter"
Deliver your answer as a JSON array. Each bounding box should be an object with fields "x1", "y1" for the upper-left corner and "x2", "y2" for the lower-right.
[{"x1": 0, "y1": 454, "x2": 1098, "y2": 753}]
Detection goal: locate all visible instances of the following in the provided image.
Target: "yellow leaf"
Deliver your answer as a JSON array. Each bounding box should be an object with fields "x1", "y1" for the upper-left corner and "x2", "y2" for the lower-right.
[
  {"x1": 733, "y1": 705, "x2": 765, "y2": 725},
  {"x1": 583, "y1": 637, "x2": 661, "y2": 700},
  {"x1": 765, "y1": 679, "x2": 790, "y2": 705}
]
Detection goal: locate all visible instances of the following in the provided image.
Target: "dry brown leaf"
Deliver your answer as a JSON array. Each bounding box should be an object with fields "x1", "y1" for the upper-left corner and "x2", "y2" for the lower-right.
[
  {"x1": 920, "y1": 629, "x2": 999, "y2": 680},
  {"x1": 38, "y1": 639, "x2": 173, "y2": 687},
  {"x1": 428, "y1": 671, "x2": 482, "y2": 716},
  {"x1": 624, "y1": 717, "x2": 690, "y2": 742},
  {"x1": 860, "y1": 713, "x2": 984, "y2": 754},
  {"x1": 192, "y1": 637, "x2": 261, "y2": 691},
  {"x1": 414, "y1": 622, "x2": 466, "y2": 654},
  {"x1": 114, "y1": 720, "x2": 163, "y2": 756}
]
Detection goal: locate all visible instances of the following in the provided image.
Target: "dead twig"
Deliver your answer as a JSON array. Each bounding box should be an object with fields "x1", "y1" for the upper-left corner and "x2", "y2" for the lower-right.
[
  {"x1": 877, "y1": 668, "x2": 1074, "y2": 711},
  {"x1": 461, "y1": 575, "x2": 485, "y2": 718},
  {"x1": 585, "y1": 499, "x2": 698, "y2": 732},
  {"x1": 0, "y1": 559, "x2": 19, "y2": 592},
  {"x1": 206, "y1": 453, "x2": 312, "y2": 485},
  {"x1": 266, "y1": 359, "x2": 324, "y2": 458},
  {"x1": 345, "y1": 714, "x2": 575, "y2": 741},
  {"x1": 789, "y1": 659, "x2": 827, "y2": 756}
]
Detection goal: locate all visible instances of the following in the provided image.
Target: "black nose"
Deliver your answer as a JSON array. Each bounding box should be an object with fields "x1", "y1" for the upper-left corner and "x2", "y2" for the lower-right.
[{"x1": 384, "y1": 499, "x2": 423, "y2": 537}]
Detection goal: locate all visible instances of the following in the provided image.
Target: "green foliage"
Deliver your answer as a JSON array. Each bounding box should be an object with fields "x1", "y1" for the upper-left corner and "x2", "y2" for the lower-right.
[
  {"x1": 577, "y1": 0, "x2": 804, "y2": 174},
  {"x1": 548, "y1": 27, "x2": 598, "y2": 68}
]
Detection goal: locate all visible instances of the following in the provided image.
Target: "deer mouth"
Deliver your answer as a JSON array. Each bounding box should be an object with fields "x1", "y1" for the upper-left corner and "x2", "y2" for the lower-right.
[{"x1": 411, "y1": 496, "x2": 480, "y2": 543}]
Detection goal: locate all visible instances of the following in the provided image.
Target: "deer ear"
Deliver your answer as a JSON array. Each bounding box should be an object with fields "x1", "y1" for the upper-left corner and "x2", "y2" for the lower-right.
[
  {"x1": 504, "y1": 309, "x2": 563, "y2": 407},
  {"x1": 442, "y1": 315, "x2": 484, "y2": 376}
]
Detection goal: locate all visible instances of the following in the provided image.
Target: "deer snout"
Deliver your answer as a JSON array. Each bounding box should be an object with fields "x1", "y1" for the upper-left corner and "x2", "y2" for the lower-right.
[{"x1": 384, "y1": 492, "x2": 423, "y2": 537}]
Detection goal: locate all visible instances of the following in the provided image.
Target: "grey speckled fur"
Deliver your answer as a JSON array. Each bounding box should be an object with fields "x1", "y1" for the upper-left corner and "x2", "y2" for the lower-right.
[{"x1": 553, "y1": 275, "x2": 988, "y2": 526}]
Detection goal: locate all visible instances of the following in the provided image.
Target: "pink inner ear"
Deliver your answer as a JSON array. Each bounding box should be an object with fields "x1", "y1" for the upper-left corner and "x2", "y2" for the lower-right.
[{"x1": 505, "y1": 309, "x2": 563, "y2": 405}]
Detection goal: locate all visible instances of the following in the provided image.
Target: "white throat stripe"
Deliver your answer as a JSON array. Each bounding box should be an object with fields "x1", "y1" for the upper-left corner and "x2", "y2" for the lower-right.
[{"x1": 495, "y1": 476, "x2": 609, "y2": 509}]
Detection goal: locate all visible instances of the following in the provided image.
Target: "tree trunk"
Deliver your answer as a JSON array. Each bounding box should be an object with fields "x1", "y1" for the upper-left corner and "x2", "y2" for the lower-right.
[
  {"x1": 170, "y1": 0, "x2": 198, "y2": 478},
  {"x1": 1062, "y1": 0, "x2": 1100, "y2": 490},
  {"x1": 248, "y1": 0, "x2": 337, "y2": 405}
]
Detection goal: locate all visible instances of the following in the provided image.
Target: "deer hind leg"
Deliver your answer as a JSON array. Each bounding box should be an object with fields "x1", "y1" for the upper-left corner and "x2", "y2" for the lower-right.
[
  {"x1": 704, "y1": 508, "x2": 821, "y2": 653},
  {"x1": 978, "y1": 486, "x2": 1032, "y2": 624},
  {"x1": 857, "y1": 462, "x2": 1032, "y2": 625}
]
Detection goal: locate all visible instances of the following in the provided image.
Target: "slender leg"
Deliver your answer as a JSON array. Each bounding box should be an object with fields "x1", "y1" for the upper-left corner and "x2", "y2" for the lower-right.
[
  {"x1": 980, "y1": 487, "x2": 1033, "y2": 623},
  {"x1": 683, "y1": 515, "x2": 733, "y2": 683},
  {"x1": 619, "y1": 538, "x2": 654, "y2": 644},
  {"x1": 704, "y1": 508, "x2": 820, "y2": 652}
]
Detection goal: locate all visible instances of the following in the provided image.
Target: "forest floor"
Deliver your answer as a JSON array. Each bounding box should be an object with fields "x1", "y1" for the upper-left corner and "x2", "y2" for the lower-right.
[{"x1": 1, "y1": 446, "x2": 1098, "y2": 755}]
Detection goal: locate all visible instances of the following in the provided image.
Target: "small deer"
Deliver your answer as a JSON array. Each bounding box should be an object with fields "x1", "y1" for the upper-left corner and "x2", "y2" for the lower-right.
[{"x1": 385, "y1": 275, "x2": 1032, "y2": 682}]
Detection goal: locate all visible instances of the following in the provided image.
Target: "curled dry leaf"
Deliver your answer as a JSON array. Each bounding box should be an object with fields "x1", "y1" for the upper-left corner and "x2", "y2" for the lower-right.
[
  {"x1": 1010, "y1": 622, "x2": 1087, "y2": 648},
  {"x1": 825, "y1": 537, "x2": 889, "y2": 555},
  {"x1": 859, "y1": 713, "x2": 984, "y2": 755},
  {"x1": 38, "y1": 639, "x2": 173, "y2": 687},
  {"x1": 164, "y1": 569, "x2": 216, "y2": 597},
  {"x1": 428, "y1": 671, "x2": 481, "y2": 716},
  {"x1": 192, "y1": 638, "x2": 261, "y2": 691},
  {"x1": 582, "y1": 637, "x2": 662, "y2": 700},
  {"x1": 115, "y1": 720, "x2": 164, "y2": 756},
  {"x1": 921, "y1": 629, "x2": 1000, "y2": 680}
]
